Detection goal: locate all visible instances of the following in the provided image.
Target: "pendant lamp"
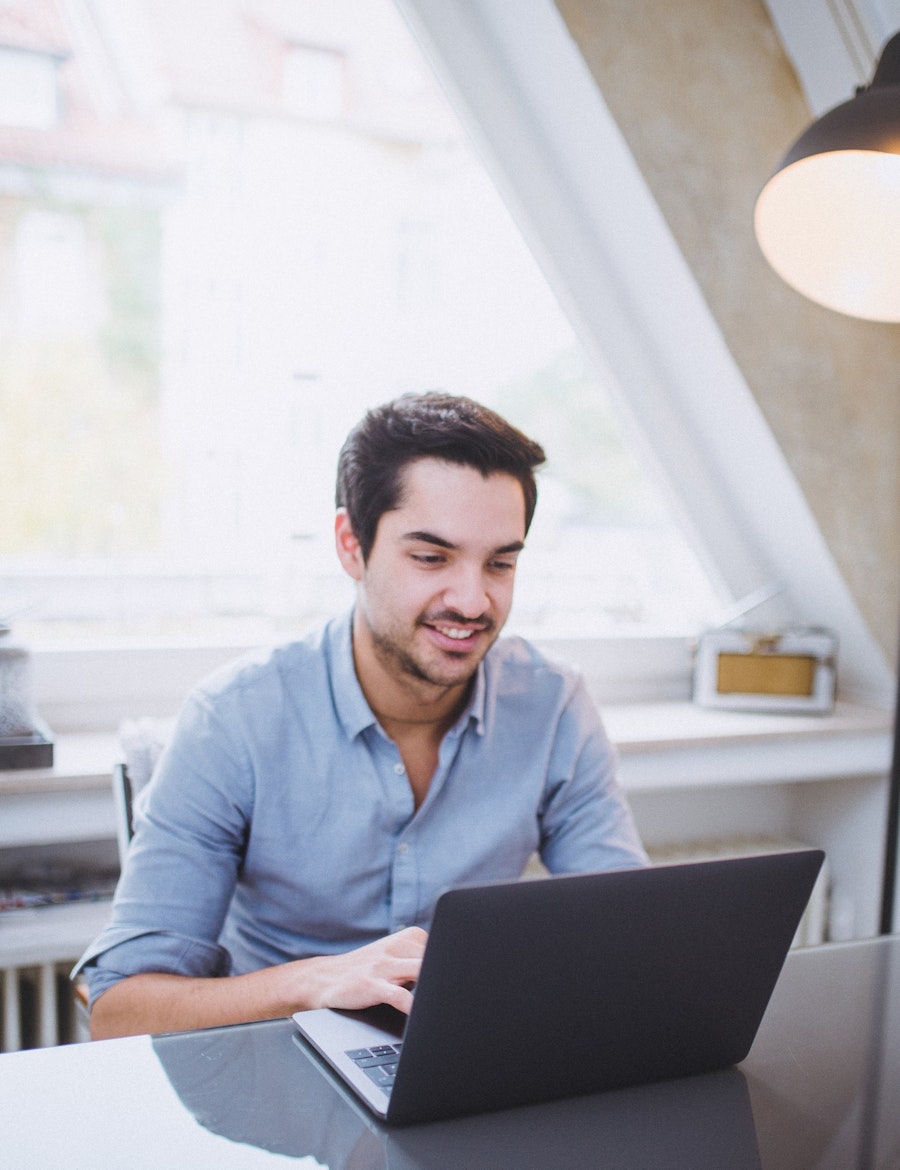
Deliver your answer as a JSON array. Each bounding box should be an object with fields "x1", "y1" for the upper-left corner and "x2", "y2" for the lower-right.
[{"x1": 754, "y1": 31, "x2": 900, "y2": 321}]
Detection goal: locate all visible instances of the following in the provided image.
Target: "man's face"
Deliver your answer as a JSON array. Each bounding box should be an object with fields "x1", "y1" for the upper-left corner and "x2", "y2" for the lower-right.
[{"x1": 337, "y1": 458, "x2": 527, "y2": 693}]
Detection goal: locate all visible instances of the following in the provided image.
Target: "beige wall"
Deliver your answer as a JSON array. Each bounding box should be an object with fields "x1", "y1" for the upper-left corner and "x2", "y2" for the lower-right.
[{"x1": 556, "y1": 0, "x2": 900, "y2": 664}]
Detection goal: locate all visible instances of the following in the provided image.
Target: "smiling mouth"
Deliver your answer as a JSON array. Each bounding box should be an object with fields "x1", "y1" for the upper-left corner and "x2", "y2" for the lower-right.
[
  {"x1": 434, "y1": 624, "x2": 480, "y2": 641},
  {"x1": 421, "y1": 614, "x2": 493, "y2": 646}
]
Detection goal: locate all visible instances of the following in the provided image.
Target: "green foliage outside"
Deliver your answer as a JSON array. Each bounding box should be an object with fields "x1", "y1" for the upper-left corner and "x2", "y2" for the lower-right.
[{"x1": 0, "y1": 197, "x2": 164, "y2": 556}]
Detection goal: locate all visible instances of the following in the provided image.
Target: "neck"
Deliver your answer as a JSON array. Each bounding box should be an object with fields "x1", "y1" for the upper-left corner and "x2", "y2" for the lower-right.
[
  {"x1": 351, "y1": 617, "x2": 472, "y2": 733},
  {"x1": 359, "y1": 659, "x2": 471, "y2": 735}
]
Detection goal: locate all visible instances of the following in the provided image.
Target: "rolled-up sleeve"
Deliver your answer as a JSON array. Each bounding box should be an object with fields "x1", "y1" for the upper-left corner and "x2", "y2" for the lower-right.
[{"x1": 74, "y1": 930, "x2": 232, "y2": 1007}]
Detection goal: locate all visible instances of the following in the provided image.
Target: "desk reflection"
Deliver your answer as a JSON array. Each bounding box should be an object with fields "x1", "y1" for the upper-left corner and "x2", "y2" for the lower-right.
[{"x1": 153, "y1": 1018, "x2": 761, "y2": 1169}]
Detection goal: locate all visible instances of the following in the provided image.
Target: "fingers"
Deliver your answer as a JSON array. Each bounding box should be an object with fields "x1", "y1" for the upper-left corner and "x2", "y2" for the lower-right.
[
  {"x1": 306, "y1": 927, "x2": 428, "y2": 1014},
  {"x1": 379, "y1": 981, "x2": 416, "y2": 1015},
  {"x1": 383, "y1": 925, "x2": 428, "y2": 956},
  {"x1": 360, "y1": 930, "x2": 426, "y2": 1008}
]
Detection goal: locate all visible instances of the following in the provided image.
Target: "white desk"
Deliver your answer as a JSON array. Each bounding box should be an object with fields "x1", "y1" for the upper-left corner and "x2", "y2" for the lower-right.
[{"x1": 0, "y1": 935, "x2": 898, "y2": 1168}]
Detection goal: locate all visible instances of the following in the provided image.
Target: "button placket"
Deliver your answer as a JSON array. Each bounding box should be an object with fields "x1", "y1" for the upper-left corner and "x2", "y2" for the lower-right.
[{"x1": 390, "y1": 832, "x2": 418, "y2": 930}]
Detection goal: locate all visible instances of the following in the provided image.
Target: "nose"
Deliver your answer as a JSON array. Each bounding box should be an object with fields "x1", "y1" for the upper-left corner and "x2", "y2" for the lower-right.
[{"x1": 443, "y1": 562, "x2": 490, "y2": 618}]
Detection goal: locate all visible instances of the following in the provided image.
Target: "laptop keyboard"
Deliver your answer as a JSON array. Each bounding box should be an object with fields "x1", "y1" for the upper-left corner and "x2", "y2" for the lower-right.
[{"x1": 345, "y1": 1043, "x2": 403, "y2": 1094}]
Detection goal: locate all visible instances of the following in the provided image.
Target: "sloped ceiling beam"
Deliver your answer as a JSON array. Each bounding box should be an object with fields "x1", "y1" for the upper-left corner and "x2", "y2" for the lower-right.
[{"x1": 395, "y1": 0, "x2": 893, "y2": 703}]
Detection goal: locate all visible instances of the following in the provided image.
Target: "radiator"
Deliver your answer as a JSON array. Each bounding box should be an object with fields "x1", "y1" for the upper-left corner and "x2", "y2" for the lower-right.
[
  {"x1": 0, "y1": 895, "x2": 111, "y2": 1051},
  {"x1": 1, "y1": 962, "x2": 86, "y2": 1052}
]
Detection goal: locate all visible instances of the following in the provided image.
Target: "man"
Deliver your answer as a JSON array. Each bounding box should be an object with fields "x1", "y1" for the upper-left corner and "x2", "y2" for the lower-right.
[{"x1": 77, "y1": 392, "x2": 647, "y2": 1039}]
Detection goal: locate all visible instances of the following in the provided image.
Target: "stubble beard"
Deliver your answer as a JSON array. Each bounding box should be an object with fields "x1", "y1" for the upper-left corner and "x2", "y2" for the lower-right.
[{"x1": 371, "y1": 611, "x2": 497, "y2": 692}]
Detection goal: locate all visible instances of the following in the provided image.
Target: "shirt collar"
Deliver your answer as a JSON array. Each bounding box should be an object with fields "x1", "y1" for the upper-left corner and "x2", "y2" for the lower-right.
[
  {"x1": 328, "y1": 609, "x2": 378, "y2": 740},
  {"x1": 327, "y1": 607, "x2": 488, "y2": 740},
  {"x1": 458, "y1": 657, "x2": 487, "y2": 736}
]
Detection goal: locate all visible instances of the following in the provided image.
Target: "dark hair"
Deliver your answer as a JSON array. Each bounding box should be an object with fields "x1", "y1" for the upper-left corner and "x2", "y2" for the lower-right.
[{"x1": 336, "y1": 391, "x2": 546, "y2": 561}]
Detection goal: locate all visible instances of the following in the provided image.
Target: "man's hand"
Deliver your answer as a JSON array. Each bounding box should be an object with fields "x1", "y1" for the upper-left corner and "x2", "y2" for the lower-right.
[
  {"x1": 90, "y1": 926, "x2": 429, "y2": 1040},
  {"x1": 305, "y1": 926, "x2": 427, "y2": 1016}
]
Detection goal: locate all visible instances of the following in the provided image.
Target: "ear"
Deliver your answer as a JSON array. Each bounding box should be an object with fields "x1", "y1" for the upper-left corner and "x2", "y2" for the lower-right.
[{"x1": 335, "y1": 509, "x2": 365, "y2": 581}]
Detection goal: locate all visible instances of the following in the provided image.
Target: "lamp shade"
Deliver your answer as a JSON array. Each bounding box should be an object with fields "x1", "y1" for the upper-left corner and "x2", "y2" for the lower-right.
[{"x1": 754, "y1": 32, "x2": 900, "y2": 322}]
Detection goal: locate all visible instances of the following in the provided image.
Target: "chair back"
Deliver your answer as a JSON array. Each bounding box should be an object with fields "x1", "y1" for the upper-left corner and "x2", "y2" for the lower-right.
[{"x1": 111, "y1": 762, "x2": 136, "y2": 868}]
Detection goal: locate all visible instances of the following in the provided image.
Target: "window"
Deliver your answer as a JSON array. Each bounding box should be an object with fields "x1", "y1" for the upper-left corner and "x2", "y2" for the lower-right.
[
  {"x1": 283, "y1": 44, "x2": 345, "y2": 119},
  {"x1": 1, "y1": 0, "x2": 732, "y2": 729},
  {"x1": 0, "y1": 201, "x2": 162, "y2": 564},
  {"x1": 13, "y1": 210, "x2": 98, "y2": 336}
]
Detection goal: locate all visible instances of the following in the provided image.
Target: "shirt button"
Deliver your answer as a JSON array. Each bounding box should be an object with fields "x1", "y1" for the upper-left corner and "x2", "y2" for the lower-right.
[
  {"x1": 397, "y1": 842, "x2": 409, "y2": 854},
  {"x1": 394, "y1": 762, "x2": 406, "y2": 775}
]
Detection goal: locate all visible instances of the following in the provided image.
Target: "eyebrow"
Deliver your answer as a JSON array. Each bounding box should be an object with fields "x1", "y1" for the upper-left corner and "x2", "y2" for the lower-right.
[{"x1": 403, "y1": 530, "x2": 525, "y2": 555}]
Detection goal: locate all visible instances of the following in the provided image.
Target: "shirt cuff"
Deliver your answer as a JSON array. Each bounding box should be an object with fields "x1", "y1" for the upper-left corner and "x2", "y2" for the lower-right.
[{"x1": 72, "y1": 930, "x2": 232, "y2": 1008}]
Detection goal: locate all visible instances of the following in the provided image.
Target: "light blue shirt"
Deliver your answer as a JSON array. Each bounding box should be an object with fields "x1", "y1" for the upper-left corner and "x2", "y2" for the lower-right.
[{"x1": 76, "y1": 610, "x2": 647, "y2": 1005}]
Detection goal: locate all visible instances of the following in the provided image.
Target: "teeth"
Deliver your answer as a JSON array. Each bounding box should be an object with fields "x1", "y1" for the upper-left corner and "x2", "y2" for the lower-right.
[{"x1": 437, "y1": 626, "x2": 475, "y2": 640}]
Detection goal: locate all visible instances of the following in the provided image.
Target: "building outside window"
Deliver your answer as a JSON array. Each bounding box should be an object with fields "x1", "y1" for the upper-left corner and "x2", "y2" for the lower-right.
[{"x1": 0, "y1": 45, "x2": 60, "y2": 130}]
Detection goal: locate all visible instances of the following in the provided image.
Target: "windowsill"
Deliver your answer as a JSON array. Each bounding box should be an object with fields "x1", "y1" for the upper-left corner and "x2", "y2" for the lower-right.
[
  {"x1": 2, "y1": 699, "x2": 892, "y2": 801},
  {"x1": 602, "y1": 700, "x2": 894, "y2": 791},
  {"x1": 0, "y1": 733, "x2": 119, "y2": 796},
  {"x1": 604, "y1": 699, "x2": 892, "y2": 749}
]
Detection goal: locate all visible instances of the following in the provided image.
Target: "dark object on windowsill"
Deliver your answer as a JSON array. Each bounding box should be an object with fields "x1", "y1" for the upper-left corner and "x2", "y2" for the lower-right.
[
  {"x1": 0, "y1": 621, "x2": 54, "y2": 769},
  {"x1": 0, "y1": 726, "x2": 54, "y2": 770}
]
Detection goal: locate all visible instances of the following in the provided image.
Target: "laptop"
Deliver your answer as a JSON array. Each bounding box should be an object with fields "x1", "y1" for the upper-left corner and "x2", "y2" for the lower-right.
[{"x1": 292, "y1": 848, "x2": 824, "y2": 1126}]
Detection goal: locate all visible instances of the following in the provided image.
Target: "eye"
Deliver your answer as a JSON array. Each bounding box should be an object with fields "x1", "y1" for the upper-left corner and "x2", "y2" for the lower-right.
[
  {"x1": 488, "y1": 558, "x2": 517, "y2": 573},
  {"x1": 410, "y1": 551, "x2": 446, "y2": 566}
]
